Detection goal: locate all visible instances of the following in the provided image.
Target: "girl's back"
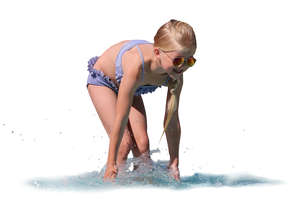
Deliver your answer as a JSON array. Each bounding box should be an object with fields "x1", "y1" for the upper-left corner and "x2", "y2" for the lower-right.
[{"x1": 92, "y1": 40, "x2": 131, "y2": 86}]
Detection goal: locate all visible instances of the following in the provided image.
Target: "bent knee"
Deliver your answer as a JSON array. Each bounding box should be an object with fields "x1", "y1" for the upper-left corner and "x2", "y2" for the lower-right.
[
  {"x1": 136, "y1": 138, "x2": 149, "y2": 154},
  {"x1": 118, "y1": 135, "x2": 133, "y2": 159},
  {"x1": 118, "y1": 144, "x2": 131, "y2": 160}
]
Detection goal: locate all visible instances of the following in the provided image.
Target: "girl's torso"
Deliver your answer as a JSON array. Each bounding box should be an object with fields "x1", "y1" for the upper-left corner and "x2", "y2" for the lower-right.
[{"x1": 92, "y1": 40, "x2": 169, "y2": 88}]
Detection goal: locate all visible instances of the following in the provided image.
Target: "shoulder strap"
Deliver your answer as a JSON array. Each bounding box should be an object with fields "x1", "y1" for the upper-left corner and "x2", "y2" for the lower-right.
[
  {"x1": 135, "y1": 45, "x2": 145, "y2": 81},
  {"x1": 115, "y1": 40, "x2": 151, "y2": 83}
]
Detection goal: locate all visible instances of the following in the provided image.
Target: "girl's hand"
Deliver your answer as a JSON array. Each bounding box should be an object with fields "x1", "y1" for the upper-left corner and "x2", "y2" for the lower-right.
[
  {"x1": 103, "y1": 164, "x2": 118, "y2": 181},
  {"x1": 168, "y1": 164, "x2": 180, "y2": 181}
]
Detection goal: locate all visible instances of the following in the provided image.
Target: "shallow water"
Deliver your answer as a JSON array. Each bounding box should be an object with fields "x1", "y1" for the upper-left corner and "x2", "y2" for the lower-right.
[{"x1": 27, "y1": 158, "x2": 279, "y2": 191}]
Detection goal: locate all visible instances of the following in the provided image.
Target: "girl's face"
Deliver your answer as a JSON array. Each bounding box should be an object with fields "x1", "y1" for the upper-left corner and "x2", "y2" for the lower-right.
[{"x1": 159, "y1": 49, "x2": 196, "y2": 80}]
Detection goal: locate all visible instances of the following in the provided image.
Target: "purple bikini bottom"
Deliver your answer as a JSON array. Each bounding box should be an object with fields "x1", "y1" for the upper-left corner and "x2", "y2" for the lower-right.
[
  {"x1": 87, "y1": 67, "x2": 119, "y2": 94},
  {"x1": 86, "y1": 56, "x2": 164, "y2": 96}
]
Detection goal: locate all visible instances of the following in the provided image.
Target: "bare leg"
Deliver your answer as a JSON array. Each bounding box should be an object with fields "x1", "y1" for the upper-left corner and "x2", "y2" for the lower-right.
[
  {"x1": 88, "y1": 85, "x2": 151, "y2": 169},
  {"x1": 88, "y1": 85, "x2": 134, "y2": 166},
  {"x1": 128, "y1": 95, "x2": 152, "y2": 169}
]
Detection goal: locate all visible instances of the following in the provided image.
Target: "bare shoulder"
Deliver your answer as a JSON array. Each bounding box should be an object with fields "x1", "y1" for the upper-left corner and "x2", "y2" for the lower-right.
[
  {"x1": 122, "y1": 50, "x2": 143, "y2": 83},
  {"x1": 118, "y1": 54, "x2": 142, "y2": 96}
]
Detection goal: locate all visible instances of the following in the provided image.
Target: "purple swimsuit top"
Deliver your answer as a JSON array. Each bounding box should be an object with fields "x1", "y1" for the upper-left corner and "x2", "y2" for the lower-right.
[
  {"x1": 87, "y1": 40, "x2": 170, "y2": 96},
  {"x1": 115, "y1": 40, "x2": 169, "y2": 95}
]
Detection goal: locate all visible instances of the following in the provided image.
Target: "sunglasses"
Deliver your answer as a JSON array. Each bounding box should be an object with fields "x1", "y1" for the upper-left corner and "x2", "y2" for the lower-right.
[{"x1": 159, "y1": 49, "x2": 196, "y2": 72}]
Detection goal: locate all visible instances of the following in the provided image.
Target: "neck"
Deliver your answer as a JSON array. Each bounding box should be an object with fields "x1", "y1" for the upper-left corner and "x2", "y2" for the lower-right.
[{"x1": 147, "y1": 50, "x2": 165, "y2": 75}]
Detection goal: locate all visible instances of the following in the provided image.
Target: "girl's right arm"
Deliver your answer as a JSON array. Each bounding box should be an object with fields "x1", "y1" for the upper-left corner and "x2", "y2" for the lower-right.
[{"x1": 104, "y1": 56, "x2": 141, "y2": 181}]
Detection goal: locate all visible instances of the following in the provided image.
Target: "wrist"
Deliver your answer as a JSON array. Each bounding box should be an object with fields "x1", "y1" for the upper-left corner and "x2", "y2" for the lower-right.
[
  {"x1": 106, "y1": 161, "x2": 116, "y2": 168},
  {"x1": 107, "y1": 148, "x2": 117, "y2": 168}
]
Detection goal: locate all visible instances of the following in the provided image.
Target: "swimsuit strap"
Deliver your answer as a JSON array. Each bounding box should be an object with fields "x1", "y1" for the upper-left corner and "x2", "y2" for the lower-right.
[
  {"x1": 115, "y1": 40, "x2": 152, "y2": 83},
  {"x1": 135, "y1": 46, "x2": 145, "y2": 81}
]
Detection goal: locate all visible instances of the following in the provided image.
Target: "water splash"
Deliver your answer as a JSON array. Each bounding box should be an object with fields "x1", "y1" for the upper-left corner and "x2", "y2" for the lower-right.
[{"x1": 26, "y1": 157, "x2": 280, "y2": 191}]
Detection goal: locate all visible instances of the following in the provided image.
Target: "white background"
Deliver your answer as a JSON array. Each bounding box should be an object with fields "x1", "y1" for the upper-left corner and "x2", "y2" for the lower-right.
[{"x1": 0, "y1": 0, "x2": 300, "y2": 206}]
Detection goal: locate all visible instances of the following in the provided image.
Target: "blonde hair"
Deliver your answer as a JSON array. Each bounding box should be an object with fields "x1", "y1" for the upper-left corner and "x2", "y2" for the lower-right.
[{"x1": 154, "y1": 19, "x2": 197, "y2": 141}]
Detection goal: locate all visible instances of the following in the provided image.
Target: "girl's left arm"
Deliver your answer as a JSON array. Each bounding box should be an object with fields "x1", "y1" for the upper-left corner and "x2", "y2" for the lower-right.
[{"x1": 164, "y1": 75, "x2": 183, "y2": 180}]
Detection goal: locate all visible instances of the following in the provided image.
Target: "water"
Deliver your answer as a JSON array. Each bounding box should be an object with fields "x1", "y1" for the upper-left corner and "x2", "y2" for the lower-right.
[{"x1": 26, "y1": 157, "x2": 279, "y2": 191}]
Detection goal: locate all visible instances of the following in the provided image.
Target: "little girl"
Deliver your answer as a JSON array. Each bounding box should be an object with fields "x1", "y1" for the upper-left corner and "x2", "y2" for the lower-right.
[{"x1": 87, "y1": 19, "x2": 197, "y2": 181}]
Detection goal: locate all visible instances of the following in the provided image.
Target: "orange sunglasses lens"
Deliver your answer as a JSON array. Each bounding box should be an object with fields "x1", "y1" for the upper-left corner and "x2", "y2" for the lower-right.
[
  {"x1": 173, "y1": 57, "x2": 196, "y2": 67},
  {"x1": 173, "y1": 57, "x2": 185, "y2": 66},
  {"x1": 187, "y1": 57, "x2": 196, "y2": 66}
]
